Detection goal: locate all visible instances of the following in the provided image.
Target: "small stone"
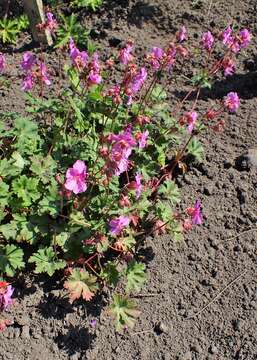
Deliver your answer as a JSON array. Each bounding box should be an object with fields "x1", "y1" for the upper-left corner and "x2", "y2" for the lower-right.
[
  {"x1": 209, "y1": 345, "x2": 218, "y2": 354},
  {"x1": 236, "y1": 148, "x2": 257, "y2": 170},
  {"x1": 154, "y1": 321, "x2": 169, "y2": 334},
  {"x1": 190, "y1": 344, "x2": 201, "y2": 353},
  {"x1": 21, "y1": 325, "x2": 30, "y2": 339},
  {"x1": 203, "y1": 185, "x2": 214, "y2": 196},
  {"x1": 232, "y1": 319, "x2": 242, "y2": 331}
]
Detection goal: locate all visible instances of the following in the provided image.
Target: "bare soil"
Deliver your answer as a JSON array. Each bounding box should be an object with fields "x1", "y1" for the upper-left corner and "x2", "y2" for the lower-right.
[{"x1": 0, "y1": 1, "x2": 256, "y2": 359}]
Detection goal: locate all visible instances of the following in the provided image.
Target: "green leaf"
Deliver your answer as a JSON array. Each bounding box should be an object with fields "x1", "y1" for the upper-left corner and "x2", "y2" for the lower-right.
[
  {"x1": 0, "y1": 244, "x2": 25, "y2": 277},
  {"x1": 28, "y1": 247, "x2": 66, "y2": 276},
  {"x1": 30, "y1": 155, "x2": 57, "y2": 184},
  {"x1": 151, "y1": 86, "x2": 167, "y2": 102},
  {"x1": 12, "y1": 175, "x2": 40, "y2": 207},
  {"x1": 0, "y1": 181, "x2": 9, "y2": 208},
  {"x1": 186, "y1": 138, "x2": 204, "y2": 162},
  {"x1": 125, "y1": 261, "x2": 146, "y2": 293},
  {"x1": 158, "y1": 179, "x2": 180, "y2": 204},
  {"x1": 100, "y1": 262, "x2": 120, "y2": 287},
  {"x1": 64, "y1": 268, "x2": 98, "y2": 302},
  {"x1": 55, "y1": 14, "x2": 89, "y2": 48},
  {"x1": 71, "y1": 0, "x2": 103, "y2": 11},
  {"x1": 109, "y1": 294, "x2": 141, "y2": 331}
]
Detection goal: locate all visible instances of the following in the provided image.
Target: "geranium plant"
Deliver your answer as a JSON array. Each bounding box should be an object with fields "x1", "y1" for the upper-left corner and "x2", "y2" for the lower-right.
[{"x1": 0, "y1": 17, "x2": 250, "y2": 330}]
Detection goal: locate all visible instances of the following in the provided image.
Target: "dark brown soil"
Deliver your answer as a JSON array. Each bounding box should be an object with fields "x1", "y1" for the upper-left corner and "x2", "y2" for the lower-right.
[{"x1": 0, "y1": 1, "x2": 257, "y2": 359}]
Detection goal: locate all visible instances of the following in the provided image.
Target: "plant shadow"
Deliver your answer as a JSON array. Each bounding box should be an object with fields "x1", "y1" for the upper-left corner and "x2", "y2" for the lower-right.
[
  {"x1": 54, "y1": 324, "x2": 96, "y2": 356},
  {"x1": 128, "y1": 1, "x2": 163, "y2": 28},
  {"x1": 174, "y1": 67, "x2": 257, "y2": 102}
]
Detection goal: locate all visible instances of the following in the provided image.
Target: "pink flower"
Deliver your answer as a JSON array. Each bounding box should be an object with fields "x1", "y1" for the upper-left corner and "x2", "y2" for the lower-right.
[
  {"x1": 184, "y1": 111, "x2": 198, "y2": 133},
  {"x1": 39, "y1": 62, "x2": 51, "y2": 86},
  {"x1": 45, "y1": 12, "x2": 58, "y2": 33},
  {"x1": 88, "y1": 71, "x2": 102, "y2": 84},
  {"x1": 187, "y1": 200, "x2": 203, "y2": 225},
  {"x1": 221, "y1": 26, "x2": 233, "y2": 46},
  {"x1": 201, "y1": 31, "x2": 214, "y2": 51},
  {"x1": 0, "y1": 53, "x2": 6, "y2": 72},
  {"x1": 137, "y1": 130, "x2": 149, "y2": 149},
  {"x1": 109, "y1": 127, "x2": 137, "y2": 176},
  {"x1": 151, "y1": 47, "x2": 164, "y2": 59},
  {"x1": 22, "y1": 73, "x2": 34, "y2": 91},
  {"x1": 239, "y1": 29, "x2": 251, "y2": 48},
  {"x1": 131, "y1": 67, "x2": 147, "y2": 93},
  {"x1": 183, "y1": 218, "x2": 193, "y2": 231},
  {"x1": 128, "y1": 172, "x2": 142, "y2": 199},
  {"x1": 135, "y1": 173, "x2": 142, "y2": 199},
  {"x1": 224, "y1": 92, "x2": 240, "y2": 112},
  {"x1": 21, "y1": 52, "x2": 36, "y2": 72},
  {"x1": 176, "y1": 26, "x2": 187, "y2": 42},
  {"x1": 119, "y1": 41, "x2": 133, "y2": 65},
  {"x1": 222, "y1": 58, "x2": 235, "y2": 77},
  {"x1": 109, "y1": 216, "x2": 130, "y2": 235},
  {"x1": 91, "y1": 53, "x2": 101, "y2": 73},
  {"x1": 64, "y1": 160, "x2": 88, "y2": 194},
  {"x1": 0, "y1": 285, "x2": 14, "y2": 311},
  {"x1": 148, "y1": 47, "x2": 164, "y2": 70},
  {"x1": 69, "y1": 39, "x2": 88, "y2": 71}
]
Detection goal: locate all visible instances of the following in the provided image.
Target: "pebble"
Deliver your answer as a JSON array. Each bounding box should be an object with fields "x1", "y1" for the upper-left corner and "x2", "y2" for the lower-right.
[
  {"x1": 232, "y1": 319, "x2": 242, "y2": 331},
  {"x1": 154, "y1": 321, "x2": 169, "y2": 334},
  {"x1": 190, "y1": 344, "x2": 202, "y2": 353},
  {"x1": 21, "y1": 325, "x2": 30, "y2": 339},
  {"x1": 236, "y1": 148, "x2": 257, "y2": 170},
  {"x1": 209, "y1": 345, "x2": 218, "y2": 354},
  {"x1": 203, "y1": 184, "x2": 214, "y2": 196}
]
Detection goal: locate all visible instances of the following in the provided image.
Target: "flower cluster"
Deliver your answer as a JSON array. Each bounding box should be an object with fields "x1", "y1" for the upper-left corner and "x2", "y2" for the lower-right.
[
  {"x1": 184, "y1": 200, "x2": 203, "y2": 230},
  {"x1": 0, "y1": 282, "x2": 14, "y2": 311},
  {"x1": 69, "y1": 39, "x2": 102, "y2": 85},
  {"x1": 221, "y1": 26, "x2": 251, "y2": 53},
  {"x1": 146, "y1": 37, "x2": 188, "y2": 73},
  {"x1": 21, "y1": 52, "x2": 51, "y2": 91},
  {"x1": 37, "y1": 12, "x2": 58, "y2": 34}
]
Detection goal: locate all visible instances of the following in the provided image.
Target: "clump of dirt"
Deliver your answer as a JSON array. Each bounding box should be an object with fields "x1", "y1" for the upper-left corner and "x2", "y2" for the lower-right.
[{"x1": 0, "y1": 1, "x2": 257, "y2": 359}]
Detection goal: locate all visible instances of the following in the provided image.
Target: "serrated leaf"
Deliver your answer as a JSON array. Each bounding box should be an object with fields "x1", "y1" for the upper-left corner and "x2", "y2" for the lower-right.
[
  {"x1": 30, "y1": 155, "x2": 57, "y2": 184},
  {"x1": 28, "y1": 247, "x2": 65, "y2": 276},
  {"x1": 0, "y1": 244, "x2": 25, "y2": 277},
  {"x1": 0, "y1": 181, "x2": 9, "y2": 208},
  {"x1": 158, "y1": 179, "x2": 180, "y2": 204},
  {"x1": 100, "y1": 262, "x2": 120, "y2": 287},
  {"x1": 64, "y1": 268, "x2": 98, "y2": 303},
  {"x1": 12, "y1": 175, "x2": 40, "y2": 207},
  {"x1": 186, "y1": 138, "x2": 204, "y2": 162},
  {"x1": 109, "y1": 294, "x2": 141, "y2": 331},
  {"x1": 11, "y1": 151, "x2": 27, "y2": 170},
  {"x1": 125, "y1": 261, "x2": 146, "y2": 293}
]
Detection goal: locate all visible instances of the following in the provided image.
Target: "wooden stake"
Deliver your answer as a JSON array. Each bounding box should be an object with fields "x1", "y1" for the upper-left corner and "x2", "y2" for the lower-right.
[{"x1": 22, "y1": 0, "x2": 53, "y2": 46}]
